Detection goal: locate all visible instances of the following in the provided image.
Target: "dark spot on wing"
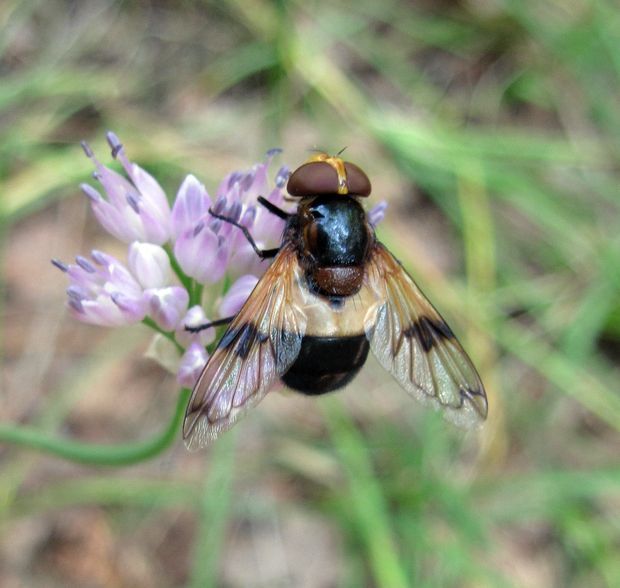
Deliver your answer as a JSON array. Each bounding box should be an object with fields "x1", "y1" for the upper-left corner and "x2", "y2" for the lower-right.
[
  {"x1": 218, "y1": 322, "x2": 268, "y2": 359},
  {"x1": 430, "y1": 317, "x2": 454, "y2": 340},
  {"x1": 410, "y1": 319, "x2": 433, "y2": 352},
  {"x1": 404, "y1": 316, "x2": 455, "y2": 352},
  {"x1": 237, "y1": 324, "x2": 258, "y2": 359},
  {"x1": 217, "y1": 324, "x2": 240, "y2": 350}
]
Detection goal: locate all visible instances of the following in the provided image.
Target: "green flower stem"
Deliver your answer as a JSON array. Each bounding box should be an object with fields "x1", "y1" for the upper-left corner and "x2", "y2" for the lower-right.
[
  {"x1": 191, "y1": 281, "x2": 204, "y2": 308},
  {"x1": 165, "y1": 243, "x2": 193, "y2": 292},
  {"x1": 0, "y1": 388, "x2": 191, "y2": 466},
  {"x1": 142, "y1": 316, "x2": 184, "y2": 354}
]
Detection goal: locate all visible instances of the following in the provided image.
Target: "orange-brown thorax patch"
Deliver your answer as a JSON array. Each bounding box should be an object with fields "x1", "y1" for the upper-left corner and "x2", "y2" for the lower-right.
[{"x1": 312, "y1": 266, "x2": 364, "y2": 297}]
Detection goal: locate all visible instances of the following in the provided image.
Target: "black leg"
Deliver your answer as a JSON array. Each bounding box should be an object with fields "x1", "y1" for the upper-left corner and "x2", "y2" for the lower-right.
[
  {"x1": 257, "y1": 196, "x2": 292, "y2": 220},
  {"x1": 208, "y1": 208, "x2": 279, "y2": 259},
  {"x1": 186, "y1": 315, "x2": 235, "y2": 334}
]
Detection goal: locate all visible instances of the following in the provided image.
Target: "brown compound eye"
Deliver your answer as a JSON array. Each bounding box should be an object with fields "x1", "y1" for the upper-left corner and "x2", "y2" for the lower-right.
[
  {"x1": 343, "y1": 162, "x2": 371, "y2": 197},
  {"x1": 287, "y1": 158, "x2": 371, "y2": 197},
  {"x1": 287, "y1": 161, "x2": 338, "y2": 197}
]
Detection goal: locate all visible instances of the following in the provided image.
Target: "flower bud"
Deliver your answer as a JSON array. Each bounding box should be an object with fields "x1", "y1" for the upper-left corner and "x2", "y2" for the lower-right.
[
  {"x1": 171, "y1": 174, "x2": 212, "y2": 240},
  {"x1": 174, "y1": 225, "x2": 228, "y2": 284},
  {"x1": 146, "y1": 286, "x2": 189, "y2": 331},
  {"x1": 177, "y1": 343, "x2": 209, "y2": 388},
  {"x1": 128, "y1": 242, "x2": 172, "y2": 289},
  {"x1": 218, "y1": 274, "x2": 258, "y2": 317},
  {"x1": 175, "y1": 305, "x2": 217, "y2": 348}
]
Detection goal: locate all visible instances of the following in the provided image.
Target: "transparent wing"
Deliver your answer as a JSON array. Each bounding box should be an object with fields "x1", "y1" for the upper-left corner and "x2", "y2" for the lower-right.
[
  {"x1": 364, "y1": 243, "x2": 487, "y2": 427},
  {"x1": 183, "y1": 243, "x2": 307, "y2": 449}
]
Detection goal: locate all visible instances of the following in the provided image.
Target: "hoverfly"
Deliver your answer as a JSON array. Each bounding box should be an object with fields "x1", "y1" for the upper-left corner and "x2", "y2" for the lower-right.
[{"x1": 183, "y1": 153, "x2": 487, "y2": 449}]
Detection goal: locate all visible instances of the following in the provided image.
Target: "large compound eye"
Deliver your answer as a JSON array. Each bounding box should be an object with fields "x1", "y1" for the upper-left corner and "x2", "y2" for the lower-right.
[
  {"x1": 287, "y1": 161, "x2": 338, "y2": 197},
  {"x1": 287, "y1": 159, "x2": 371, "y2": 197},
  {"x1": 343, "y1": 162, "x2": 371, "y2": 197}
]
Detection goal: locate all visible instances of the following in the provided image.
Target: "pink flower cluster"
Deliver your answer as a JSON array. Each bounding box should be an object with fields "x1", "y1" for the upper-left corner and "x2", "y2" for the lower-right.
[{"x1": 54, "y1": 133, "x2": 289, "y2": 387}]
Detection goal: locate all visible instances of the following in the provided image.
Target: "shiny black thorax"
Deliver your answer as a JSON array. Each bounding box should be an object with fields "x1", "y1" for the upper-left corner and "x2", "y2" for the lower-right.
[
  {"x1": 281, "y1": 195, "x2": 374, "y2": 396},
  {"x1": 285, "y1": 195, "x2": 371, "y2": 267},
  {"x1": 303, "y1": 195, "x2": 371, "y2": 266}
]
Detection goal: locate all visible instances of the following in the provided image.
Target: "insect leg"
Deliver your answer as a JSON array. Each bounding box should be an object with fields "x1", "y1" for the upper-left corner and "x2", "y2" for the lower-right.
[
  {"x1": 257, "y1": 196, "x2": 291, "y2": 220},
  {"x1": 208, "y1": 208, "x2": 279, "y2": 259},
  {"x1": 185, "y1": 315, "x2": 235, "y2": 334}
]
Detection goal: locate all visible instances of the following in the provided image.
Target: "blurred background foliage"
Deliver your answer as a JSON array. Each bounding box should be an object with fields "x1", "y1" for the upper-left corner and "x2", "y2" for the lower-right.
[{"x1": 1, "y1": 0, "x2": 620, "y2": 586}]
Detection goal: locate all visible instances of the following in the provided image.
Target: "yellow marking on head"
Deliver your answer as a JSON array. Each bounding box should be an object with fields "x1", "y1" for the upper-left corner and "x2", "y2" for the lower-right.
[{"x1": 307, "y1": 152, "x2": 348, "y2": 194}]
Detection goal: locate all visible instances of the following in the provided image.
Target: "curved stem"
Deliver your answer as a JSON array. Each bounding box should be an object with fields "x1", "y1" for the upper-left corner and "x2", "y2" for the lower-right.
[
  {"x1": 142, "y1": 317, "x2": 184, "y2": 354},
  {"x1": 165, "y1": 243, "x2": 193, "y2": 292},
  {"x1": 0, "y1": 388, "x2": 191, "y2": 466},
  {"x1": 191, "y1": 282, "x2": 204, "y2": 308}
]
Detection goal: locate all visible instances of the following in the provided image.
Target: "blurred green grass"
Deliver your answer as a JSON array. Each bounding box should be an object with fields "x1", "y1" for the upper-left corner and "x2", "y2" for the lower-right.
[{"x1": 1, "y1": 0, "x2": 620, "y2": 586}]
